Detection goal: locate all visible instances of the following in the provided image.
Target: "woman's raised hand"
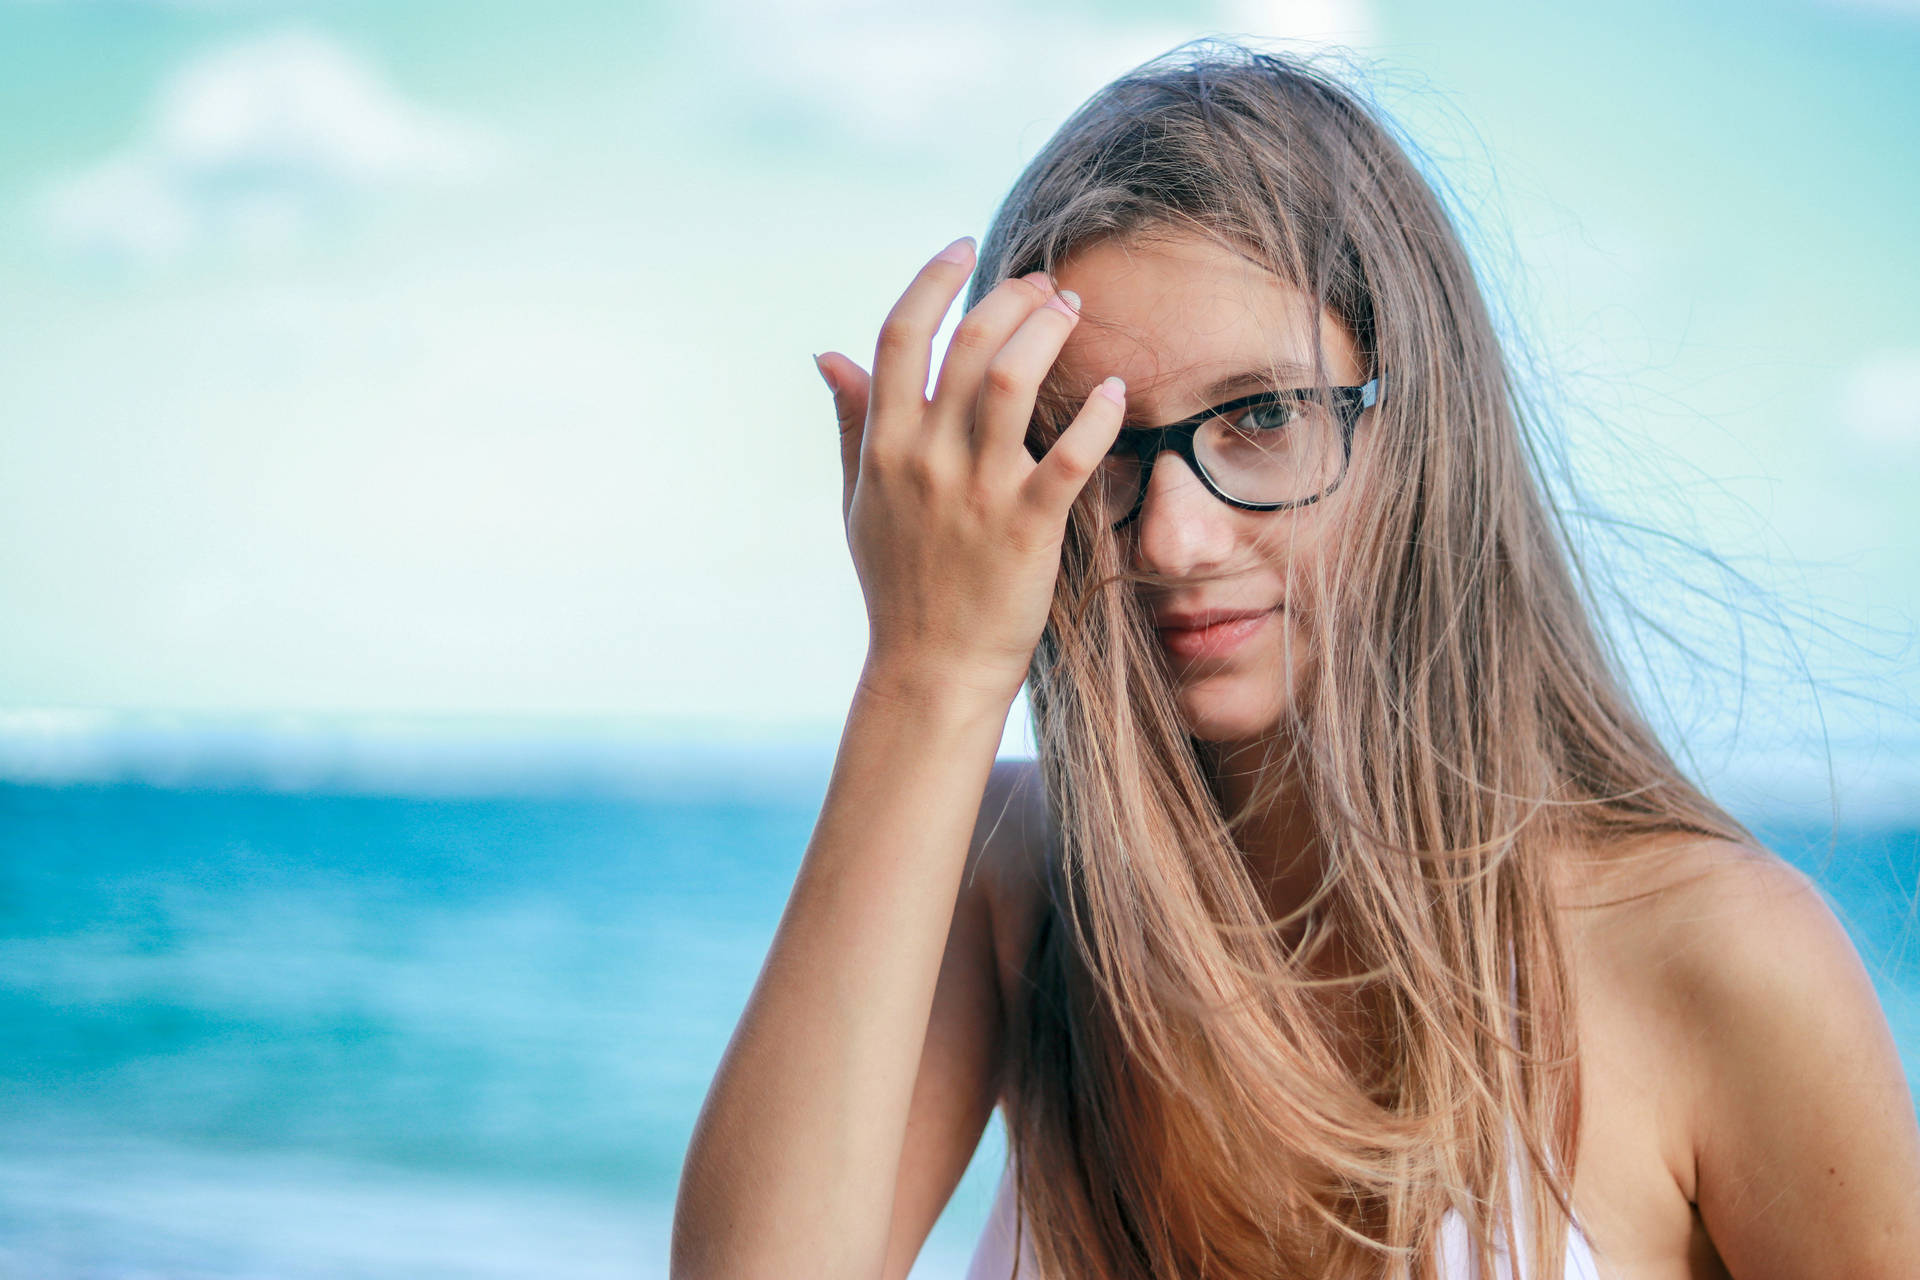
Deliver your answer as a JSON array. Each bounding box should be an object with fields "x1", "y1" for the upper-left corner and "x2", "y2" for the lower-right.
[{"x1": 814, "y1": 236, "x2": 1127, "y2": 708}]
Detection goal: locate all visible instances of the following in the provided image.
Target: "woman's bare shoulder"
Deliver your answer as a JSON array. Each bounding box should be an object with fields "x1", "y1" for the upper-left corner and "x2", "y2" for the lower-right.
[
  {"x1": 1564, "y1": 831, "x2": 1825, "y2": 970},
  {"x1": 1568, "y1": 834, "x2": 1913, "y2": 1153},
  {"x1": 1561, "y1": 831, "x2": 1829, "y2": 1016},
  {"x1": 1574, "y1": 829, "x2": 1920, "y2": 1268},
  {"x1": 1590, "y1": 830, "x2": 1884, "y2": 1071},
  {"x1": 969, "y1": 759, "x2": 1055, "y2": 1029}
]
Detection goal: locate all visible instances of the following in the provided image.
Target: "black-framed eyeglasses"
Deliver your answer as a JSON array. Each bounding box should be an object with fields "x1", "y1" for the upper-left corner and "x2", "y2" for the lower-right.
[{"x1": 1095, "y1": 377, "x2": 1383, "y2": 530}]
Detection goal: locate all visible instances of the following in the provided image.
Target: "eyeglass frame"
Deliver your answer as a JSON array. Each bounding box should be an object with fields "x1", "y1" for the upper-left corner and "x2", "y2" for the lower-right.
[{"x1": 1097, "y1": 376, "x2": 1384, "y2": 529}]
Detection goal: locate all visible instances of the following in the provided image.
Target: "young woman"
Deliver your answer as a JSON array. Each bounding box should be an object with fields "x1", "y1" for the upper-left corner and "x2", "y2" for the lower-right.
[{"x1": 671, "y1": 42, "x2": 1920, "y2": 1280}]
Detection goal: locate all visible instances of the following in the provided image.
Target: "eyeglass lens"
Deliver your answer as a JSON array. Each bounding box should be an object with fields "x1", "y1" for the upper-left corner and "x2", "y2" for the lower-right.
[{"x1": 1093, "y1": 393, "x2": 1347, "y2": 524}]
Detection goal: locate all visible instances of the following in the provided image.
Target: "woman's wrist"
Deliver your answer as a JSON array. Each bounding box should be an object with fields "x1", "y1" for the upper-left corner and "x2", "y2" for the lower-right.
[{"x1": 854, "y1": 653, "x2": 1024, "y2": 722}]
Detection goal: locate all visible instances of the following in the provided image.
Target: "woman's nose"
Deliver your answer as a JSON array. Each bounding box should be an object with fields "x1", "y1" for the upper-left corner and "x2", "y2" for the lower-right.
[{"x1": 1131, "y1": 449, "x2": 1239, "y2": 577}]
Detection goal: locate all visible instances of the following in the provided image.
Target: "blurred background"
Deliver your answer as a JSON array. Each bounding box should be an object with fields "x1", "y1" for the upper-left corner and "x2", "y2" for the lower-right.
[{"x1": 1, "y1": 0, "x2": 1916, "y2": 1275}]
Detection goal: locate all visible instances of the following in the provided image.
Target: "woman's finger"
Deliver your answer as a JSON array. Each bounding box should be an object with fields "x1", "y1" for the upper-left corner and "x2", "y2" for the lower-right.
[
  {"x1": 970, "y1": 287, "x2": 1083, "y2": 469},
  {"x1": 926, "y1": 270, "x2": 1055, "y2": 430},
  {"x1": 865, "y1": 237, "x2": 977, "y2": 451},
  {"x1": 1021, "y1": 377, "x2": 1127, "y2": 519},
  {"x1": 816, "y1": 351, "x2": 872, "y2": 528}
]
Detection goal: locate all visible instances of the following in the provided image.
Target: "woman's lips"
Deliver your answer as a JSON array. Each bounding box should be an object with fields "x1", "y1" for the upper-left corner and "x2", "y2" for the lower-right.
[{"x1": 1156, "y1": 607, "x2": 1278, "y2": 661}]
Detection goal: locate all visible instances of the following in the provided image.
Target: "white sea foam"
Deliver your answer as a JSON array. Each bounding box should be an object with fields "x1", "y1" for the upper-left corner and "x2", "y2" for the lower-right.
[
  {"x1": 0, "y1": 709, "x2": 841, "y2": 801},
  {"x1": 0, "y1": 1115, "x2": 993, "y2": 1280},
  {"x1": 0, "y1": 1120, "x2": 666, "y2": 1279},
  {"x1": 0, "y1": 707, "x2": 1910, "y2": 820}
]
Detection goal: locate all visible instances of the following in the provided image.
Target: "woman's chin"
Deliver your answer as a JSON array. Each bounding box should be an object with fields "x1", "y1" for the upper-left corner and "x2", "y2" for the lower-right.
[
  {"x1": 1175, "y1": 682, "x2": 1290, "y2": 746},
  {"x1": 1162, "y1": 621, "x2": 1309, "y2": 745}
]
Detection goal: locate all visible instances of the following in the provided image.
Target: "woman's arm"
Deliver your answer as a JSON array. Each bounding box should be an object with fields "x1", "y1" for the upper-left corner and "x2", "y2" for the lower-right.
[
  {"x1": 670, "y1": 676, "x2": 1013, "y2": 1280},
  {"x1": 670, "y1": 235, "x2": 1123, "y2": 1280},
  {"x1": 1680, "y1": 850, "x2": 1920, "y2": 1276},
  {"x1": 879, "y1": 758, "x2": 1047, "y2": 1280}
]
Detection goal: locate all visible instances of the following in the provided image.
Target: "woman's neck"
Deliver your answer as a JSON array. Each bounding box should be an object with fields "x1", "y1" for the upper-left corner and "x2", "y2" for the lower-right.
[
  {"x1": 1204, "y1": 735, "x2": 1326, "y2": 934},
  {"x1": 1206, "y1": 735, "x2": 1391, "y2": 1090}
]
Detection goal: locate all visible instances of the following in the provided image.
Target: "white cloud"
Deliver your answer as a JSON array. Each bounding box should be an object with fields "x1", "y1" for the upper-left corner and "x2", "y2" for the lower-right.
[
  {"x1": 36, "y1": 27, "x2": 498, "y2": 264},
  {"x1": 691, "y1": 0, "x2": 1375, "y2": 151},
  {"x1": 9, "y1": 0, "x2": 285, "y2": 8},
  {"x1": 1821, "y1": 0, "x2": 1920, "y2": 17},
  {"x1": 1221, "y1": 0, "x2": 1377, "y2": 46},
  {"x1": 1839, "y1": 350, "x2": 1920, "y2": 445}
]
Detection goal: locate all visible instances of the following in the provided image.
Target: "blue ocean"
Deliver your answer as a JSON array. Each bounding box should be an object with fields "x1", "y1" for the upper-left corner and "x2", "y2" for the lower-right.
[{"x1": 1, "y1": 770, "x2": 1914, "y2": 1278}]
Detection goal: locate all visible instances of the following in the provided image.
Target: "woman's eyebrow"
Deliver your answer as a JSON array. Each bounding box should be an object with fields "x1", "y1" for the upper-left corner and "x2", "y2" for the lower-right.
[
  {"x1": 1118, "y1": 362, "x2": 1316, "y2": 426},
  {"x1": 1197, "y1": 362, "x2": 1315, "y2": 399}
]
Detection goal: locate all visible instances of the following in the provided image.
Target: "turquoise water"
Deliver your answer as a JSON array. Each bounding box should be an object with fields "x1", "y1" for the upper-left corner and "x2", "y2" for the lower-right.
[{"x1": 0, "y1": 779, "x2": 1913, "y2": 1277}]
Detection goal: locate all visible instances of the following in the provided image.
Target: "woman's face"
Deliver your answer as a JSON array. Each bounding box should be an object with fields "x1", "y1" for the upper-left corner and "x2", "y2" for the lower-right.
[{"x1": 1049, "y1": 230, "x2": 1370, "y2": 748}]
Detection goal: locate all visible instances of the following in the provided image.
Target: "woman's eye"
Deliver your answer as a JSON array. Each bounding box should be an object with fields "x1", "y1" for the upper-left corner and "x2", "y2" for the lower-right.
[{"x1": 1232, "y1": 401, "x2": 1297, "y2": 432}]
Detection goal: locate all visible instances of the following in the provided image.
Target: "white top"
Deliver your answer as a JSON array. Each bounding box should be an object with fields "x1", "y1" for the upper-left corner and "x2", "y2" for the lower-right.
[{"x1": 963, "y1": 1154, "x2": 1602, "y2": 1280}]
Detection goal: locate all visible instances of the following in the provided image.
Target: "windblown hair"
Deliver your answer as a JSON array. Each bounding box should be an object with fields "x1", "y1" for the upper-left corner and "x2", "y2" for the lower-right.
[{"x1": 963, "y1": 40, "x2": 1753, "y2": 1279}]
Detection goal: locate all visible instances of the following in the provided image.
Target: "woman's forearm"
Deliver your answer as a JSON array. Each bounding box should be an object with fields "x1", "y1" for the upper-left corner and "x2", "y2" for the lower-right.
[{"x1": 670, "y1": 665, "x2": 1013, "y2": 1280}]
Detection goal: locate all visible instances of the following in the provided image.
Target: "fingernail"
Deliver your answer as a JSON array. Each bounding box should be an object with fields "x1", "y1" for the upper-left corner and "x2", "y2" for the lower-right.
[
  {"x1": 1097, "y1": 375, "x2": 1125, "y2": 404},
  {"x1": 813, "y1": 353, "x2": 838, "y2": 396},
  {"x1": 1047, "y1": 289, "x2": 1081, "y2": 317},
  {"x1": 935, "y1": 235, "x2": 976, "y2": 265}
]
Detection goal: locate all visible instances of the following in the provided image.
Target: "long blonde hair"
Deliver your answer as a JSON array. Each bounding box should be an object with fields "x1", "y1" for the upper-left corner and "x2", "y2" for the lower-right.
[{"x1": 965, "y1": 40, "x2": 1753, "y2": 1279}]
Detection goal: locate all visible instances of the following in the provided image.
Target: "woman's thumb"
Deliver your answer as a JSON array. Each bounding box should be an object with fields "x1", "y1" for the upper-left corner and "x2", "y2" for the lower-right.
[{"x1": 814, "y1": 352, "x2": 871, "y2": 524}]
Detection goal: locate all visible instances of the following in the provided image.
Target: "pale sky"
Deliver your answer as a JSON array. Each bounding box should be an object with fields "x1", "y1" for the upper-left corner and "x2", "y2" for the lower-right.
[{"x1": 1, "y1": 0, "x2": 1916, "y2": 791}]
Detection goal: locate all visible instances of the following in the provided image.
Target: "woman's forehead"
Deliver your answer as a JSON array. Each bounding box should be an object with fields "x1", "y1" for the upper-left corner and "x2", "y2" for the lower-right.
[{"x1": 1047, "y1": 232, "x2": 1360, "y2": 420}]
